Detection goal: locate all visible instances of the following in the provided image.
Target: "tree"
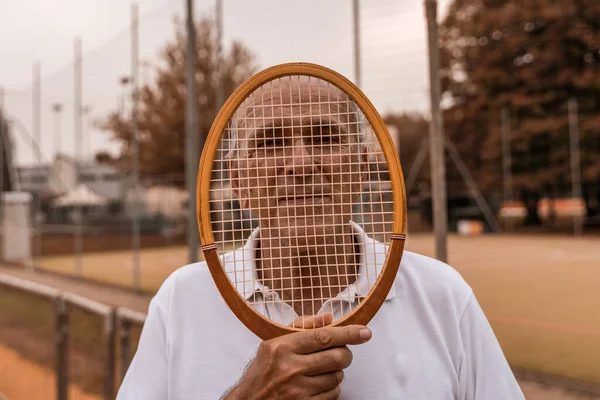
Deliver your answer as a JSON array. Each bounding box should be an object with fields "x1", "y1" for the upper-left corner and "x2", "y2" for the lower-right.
[
  {"x1": 99, "y1": 16, "x2": 257, "y2": 186},
  {"x1": 440, "y1": 0, "x2": 600, "y2": 224}
]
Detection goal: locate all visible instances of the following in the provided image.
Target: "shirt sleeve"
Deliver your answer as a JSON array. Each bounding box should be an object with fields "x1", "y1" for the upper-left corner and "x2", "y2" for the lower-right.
[
  {"x1": 116, "y1": 299, "x2": 169, "y2": 400},
  {"x1": 458, "y1": 293, "x2": 525, "y2": 400}
]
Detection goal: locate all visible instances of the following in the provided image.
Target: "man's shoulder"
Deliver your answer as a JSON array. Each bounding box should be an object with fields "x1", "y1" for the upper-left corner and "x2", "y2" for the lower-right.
[
  {"x1": 150, "y1": 261, "x2": 217, "y2": 311},
  {"x1": 399, "y1": 250, "x2": 467, "y2": 284},
  {"x1": 396, "y1": 250, "x2": 473, "y2": 313}
]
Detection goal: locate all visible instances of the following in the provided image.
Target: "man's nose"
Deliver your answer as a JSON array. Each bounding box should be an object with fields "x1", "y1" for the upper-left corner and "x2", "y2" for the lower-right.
[{"x1": 285, "y1": 139, "x2": 315, "y2": 176}]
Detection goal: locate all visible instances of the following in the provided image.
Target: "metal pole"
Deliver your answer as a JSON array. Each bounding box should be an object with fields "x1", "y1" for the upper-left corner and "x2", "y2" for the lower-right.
[
  {"x1": 54, "y1": 296, "x2": 69, "y2": 400},
  {"x1": 118, "y1": 76, "x2": 131, "y2": 215},
  {"x1": 352, "y1": 0, "x2": 361, "y2": 88},
  {"x1": 119, "y1": 76, "x2": 131, "y2": 115},
  {"x1": 424, "y1": 0, "x2": 447, "y2": 262},
  {"x1": 0, "y1": 108, "x2": 4, "y2": 255},
  {"x1": 74, "y1": 37, "x2": 83, "y2": 276},
  {"x1": 186, "y1": 0, "x2": 200, "y2": 263},
  {"x1": 119, "y1": 319, "x2": 132, "y2": 380},
  {"x1": 53, "y1": 104, "x2": 63, "y2": 162},
  {"x1": 81, "y1": 106, "x2": 91, "y2": 159},
  {"x1": 568, "y1": 97, "x2": 583, "y2": 236},
  {"x1": 33, "y1": 64, "x2": 41, "y2": 162},
  {"x1": 405, "y1": 139, "x2": 428, "y2": 196},
  {"x1": 52, "y1": 103, "x2": 63, "y2": 229},
  {"x1": 215, "y1": 0, "x2": 223, "y2": 112},
  {"x1": 104, "y1": 311, "x2": 117, "y2": 400},
  {"x1": 445, "y1": 138, "x2": 501, "y2": 232},
  {"x1": 501, "y1": 106, "x2": 514, "y2": 231},
  {"x1": 131, "y1": 3, "x2": 141, "y2": 289},
  {"x1": 33, "y1": 63, "x2": 42, "y2": 270}
]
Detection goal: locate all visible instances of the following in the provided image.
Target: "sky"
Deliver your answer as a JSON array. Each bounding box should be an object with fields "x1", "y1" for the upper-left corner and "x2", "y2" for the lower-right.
[{"x1": 0, "y1": 0, "x2": 451, "y2": 165}]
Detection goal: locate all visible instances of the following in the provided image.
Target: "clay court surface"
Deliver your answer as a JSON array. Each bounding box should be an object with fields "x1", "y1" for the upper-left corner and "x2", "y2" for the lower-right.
[
  {"x1": 34, "y1": 233, "x2": 600, "y2": 384},
  {"x1": 0, "y1": 343, "x2": 593, "y2": 400},
  {"x1": 0, "y1": 344, "x2": 99, "y2": 400},
  {"x1": 1, "y1": 233, "x2": 599, "y2": 399},
  {"x1": 0, "y1": 340, "x2": 594, "y2": 400}
]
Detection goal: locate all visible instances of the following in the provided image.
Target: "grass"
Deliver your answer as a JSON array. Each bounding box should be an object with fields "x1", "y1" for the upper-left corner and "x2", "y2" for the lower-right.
[{"x1": 10, "y1": 233, "x2": 600, "y2": 385}]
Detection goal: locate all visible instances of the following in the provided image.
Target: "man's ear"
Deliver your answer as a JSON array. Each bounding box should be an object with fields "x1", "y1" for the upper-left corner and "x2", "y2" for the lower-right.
[{"x1": 228, "y1": 159, "x2": 250, "y2": 209}]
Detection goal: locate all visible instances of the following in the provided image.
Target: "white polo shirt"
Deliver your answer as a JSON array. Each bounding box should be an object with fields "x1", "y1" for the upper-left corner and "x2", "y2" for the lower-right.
[
  {"x1": 117, "y1": 233, "x2": 525, "y2": 399},
  {"x1": 222, "y1": 222, "x2": 394, "y2": 325}
]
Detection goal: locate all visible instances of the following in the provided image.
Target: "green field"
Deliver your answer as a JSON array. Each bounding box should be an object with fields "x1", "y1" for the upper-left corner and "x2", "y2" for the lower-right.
[{"x1": 30, "y1": 233, "x2": 600, "y2": 384}]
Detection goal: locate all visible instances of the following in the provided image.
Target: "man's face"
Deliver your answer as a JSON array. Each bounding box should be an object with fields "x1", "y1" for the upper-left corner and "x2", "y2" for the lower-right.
[{"x1": 229, "y1": 77, "x2": 368, "y2": 244}]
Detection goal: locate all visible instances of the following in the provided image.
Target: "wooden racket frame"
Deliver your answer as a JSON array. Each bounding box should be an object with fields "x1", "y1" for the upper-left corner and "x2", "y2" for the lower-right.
[{"x1": 197, "y1": 62, "x2": 407, "y2": 340}]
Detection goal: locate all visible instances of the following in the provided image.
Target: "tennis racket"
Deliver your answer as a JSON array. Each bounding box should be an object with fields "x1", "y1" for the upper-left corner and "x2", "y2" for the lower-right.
[{"x1": 197, "y1": 62, "x2": 406, "y2": 340}]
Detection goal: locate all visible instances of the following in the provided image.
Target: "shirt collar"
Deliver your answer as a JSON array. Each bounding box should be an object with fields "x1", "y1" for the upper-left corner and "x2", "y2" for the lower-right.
[{"x1": 221, "y1": 221, "x2": 396, "y2": 304}]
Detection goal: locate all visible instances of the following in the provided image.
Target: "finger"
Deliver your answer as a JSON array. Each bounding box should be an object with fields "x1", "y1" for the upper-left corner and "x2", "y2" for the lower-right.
[
  {"x1": 311, "y1": 384, "x2": 342, "y2": 400},
  {"x1": 303, "y1": 347, "x2": 353, "y2": 376},
  {"x1": 291, "y1": 325, "x2": 372, "y2": 354},
  {"x1": 290, "y1": 313, "x2": 334, "y2": 329},
  {"x1": 301, "y1": 370, "x2": 344, "y2": 395}
]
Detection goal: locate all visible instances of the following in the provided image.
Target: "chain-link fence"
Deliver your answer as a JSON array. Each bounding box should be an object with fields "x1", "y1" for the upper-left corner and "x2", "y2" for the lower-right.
[
  {"x1": 0, "y1": 0, "x2": 596, "y2": 284},
  {"x1": 0, "y1": 0, "x2": 599, "y2": 398},
  {"x1": 0, "y1": 0, "x2": 451, "y2": 291}
]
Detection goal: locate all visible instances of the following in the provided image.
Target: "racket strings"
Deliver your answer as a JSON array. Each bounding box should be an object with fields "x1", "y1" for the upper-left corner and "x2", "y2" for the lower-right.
[{"x1": 210, "y1": 75, "x2": 393, "y2": 327}]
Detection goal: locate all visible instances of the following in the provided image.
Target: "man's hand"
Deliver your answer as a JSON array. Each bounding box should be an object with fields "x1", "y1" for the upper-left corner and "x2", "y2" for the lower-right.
[{"x1": 222, "y1": 313, "x2": 372, "y2": 400}]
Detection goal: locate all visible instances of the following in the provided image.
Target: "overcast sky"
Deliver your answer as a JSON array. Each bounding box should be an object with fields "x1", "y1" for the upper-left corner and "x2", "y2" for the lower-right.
[{"x1": 1, "y1": 0, "x2": 451, "y2": 165}]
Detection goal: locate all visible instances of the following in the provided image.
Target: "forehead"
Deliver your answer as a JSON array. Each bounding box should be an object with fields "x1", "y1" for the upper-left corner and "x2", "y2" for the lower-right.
[{"x1": 233, "y1": 77, "x2": 357, "y2": 135}]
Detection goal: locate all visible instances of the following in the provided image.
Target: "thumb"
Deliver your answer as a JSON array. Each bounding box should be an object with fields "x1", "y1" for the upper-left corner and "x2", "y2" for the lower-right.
[{"x1": 290, "y1": 313, "x2": 334, "y2": 329}]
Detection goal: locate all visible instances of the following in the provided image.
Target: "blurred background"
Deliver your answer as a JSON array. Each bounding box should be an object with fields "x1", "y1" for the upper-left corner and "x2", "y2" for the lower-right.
[{"x1": 0, "y1": 0, "x2": 598, "y2": 399}]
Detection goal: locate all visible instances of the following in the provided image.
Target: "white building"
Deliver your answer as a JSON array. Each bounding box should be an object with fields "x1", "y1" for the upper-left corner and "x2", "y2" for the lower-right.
[
  {"x1": 19, "y1": 155, "x2": 125, "y2": 199},
  {"x1": 17, "y1": 154, "x2": 148, "y2": 221}
]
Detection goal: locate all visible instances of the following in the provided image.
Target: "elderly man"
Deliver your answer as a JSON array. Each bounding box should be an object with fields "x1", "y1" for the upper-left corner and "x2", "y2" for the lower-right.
[
  {"x1": 224, "y1": 77, "x2": 374, "y2": 323},
  {"x1": 117, "y1": 78, "x2": 525, "y2": 400}
]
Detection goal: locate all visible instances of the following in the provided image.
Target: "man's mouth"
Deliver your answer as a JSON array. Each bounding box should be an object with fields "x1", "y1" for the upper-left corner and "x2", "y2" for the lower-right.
[{"x1": 278, "y1": 195, "x2": 328, "y2": 206}]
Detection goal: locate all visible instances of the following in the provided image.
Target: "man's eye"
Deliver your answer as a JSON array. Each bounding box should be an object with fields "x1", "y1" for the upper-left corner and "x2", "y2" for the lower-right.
[
  {"x1": 314, "y1": 136, "x2": 340, "y2": 145},
  {"x1": 257, "y1": 139, "x2": 283, "y2": 147}
]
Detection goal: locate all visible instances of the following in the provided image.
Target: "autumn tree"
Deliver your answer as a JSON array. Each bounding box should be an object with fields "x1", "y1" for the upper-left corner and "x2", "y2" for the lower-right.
[
  {"x1": 440, "y1": 0, "x2": 600, "y2": 224},
  {"x1": 99, "y1": 16, "x2": 256, "y2": 185}
]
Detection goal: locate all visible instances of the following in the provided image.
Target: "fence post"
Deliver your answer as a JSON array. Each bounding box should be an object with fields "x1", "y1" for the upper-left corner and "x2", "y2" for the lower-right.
[
  {"x1": 104, "y1": 310, "x2": 117, "y2": 400},
  {"x1": 119, "y1": 318, "x2": 132, "y2": 381},
  {"x1": 54, "y1": 296, "x2": 69, "y2": 400}
]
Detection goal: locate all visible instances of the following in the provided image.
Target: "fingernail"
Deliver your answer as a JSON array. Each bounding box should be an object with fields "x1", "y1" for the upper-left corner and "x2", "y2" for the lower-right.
[{"x1": 359, "y1": 328, "x2": 372, "y2": 340}]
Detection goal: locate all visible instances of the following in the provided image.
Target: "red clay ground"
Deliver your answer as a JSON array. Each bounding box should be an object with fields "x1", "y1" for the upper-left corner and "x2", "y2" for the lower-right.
[{"x1": 1, "y1": 232, "x2": 600, "y2": 398}]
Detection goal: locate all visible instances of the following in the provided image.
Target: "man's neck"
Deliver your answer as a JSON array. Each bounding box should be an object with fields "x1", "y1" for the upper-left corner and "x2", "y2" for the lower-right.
[{"x1": 256, "y1": 225, "x2": 359, "y2": 317}]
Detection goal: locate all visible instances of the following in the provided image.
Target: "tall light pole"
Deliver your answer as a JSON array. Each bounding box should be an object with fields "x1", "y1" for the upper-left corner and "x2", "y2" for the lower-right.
[
  {"x1": 74, "y1": 37, "x2": 84, "y2": 276},
  {"x1": 118, "y1": 75, "x2": 131, "y2": 220},
  {"x1": 33, "y1": 63, "x2": 42, "y2": 270},
  {"x1": 568, "y1": 98, "x2": 583, "y2": 236},
  {"x1": 215, "y1": 0, "x2": 223, "y2": 112},
  {"x1": 501, "y1": 106, "x2": 514, "y2": 231},
  {"x1": 185, "y1": 0, "x2": 200, "y2": 263},
  {"x1": 352, "y1": 0, "x2": 361, "y2": 88},
  {"x1": 81, "y1": 105, "x2": 92, "y2": 159},
  {"x1": 424, "y1": 0, "x2": 448, "y2": 262},
  {"x1": 52, "y1": 103, "x2": 63, "y2": 227},
  {"x1": 52, "y1": 103, "x2": 63, "y2": 189},
  {"x1": 119, "y1": 76, "x2": 132, "y2": 115},
  {"x1": 131, "y1": 2, "x2": 141, "y2": 290}
]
